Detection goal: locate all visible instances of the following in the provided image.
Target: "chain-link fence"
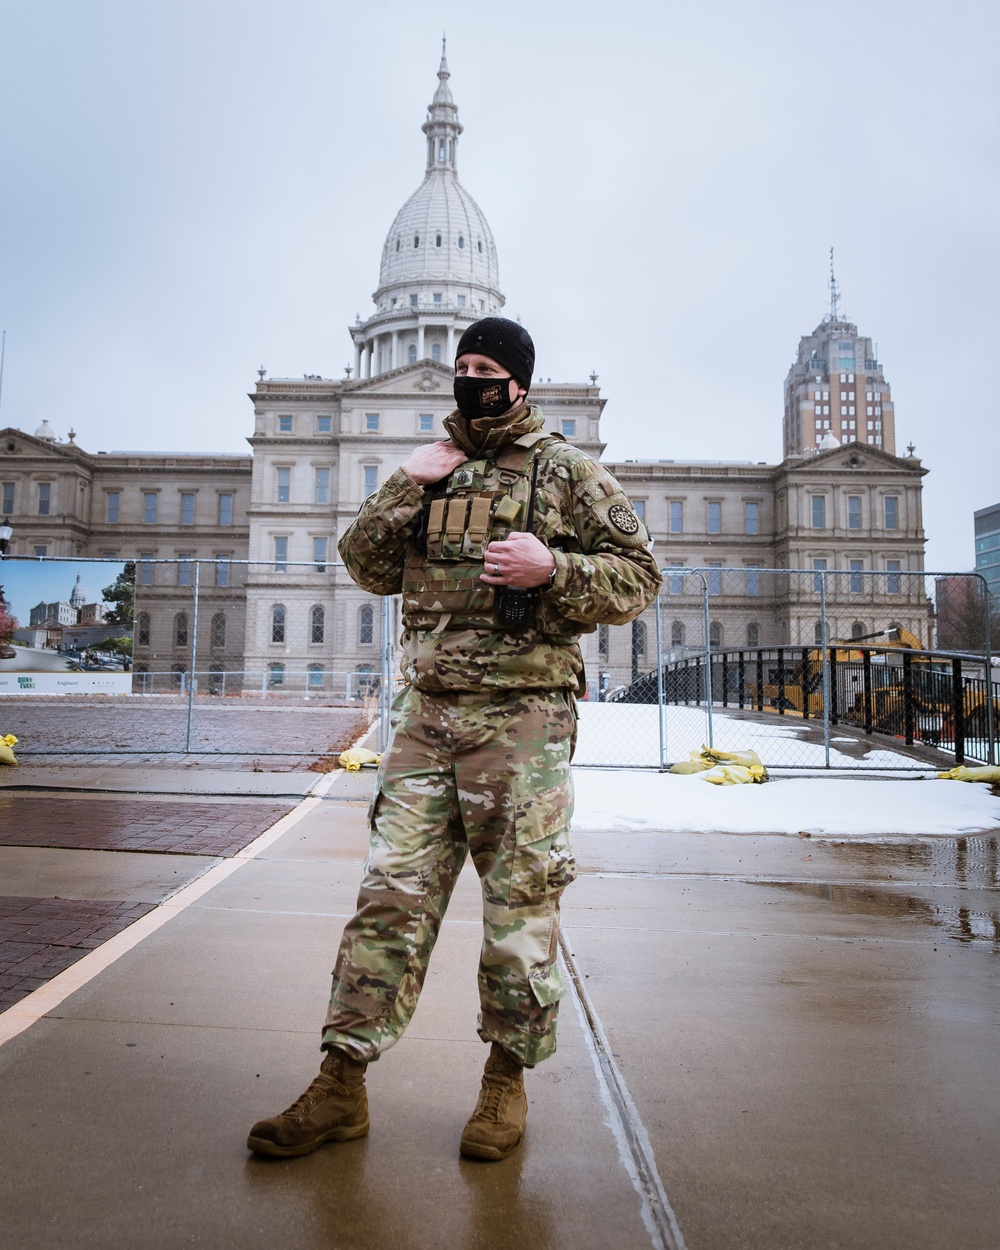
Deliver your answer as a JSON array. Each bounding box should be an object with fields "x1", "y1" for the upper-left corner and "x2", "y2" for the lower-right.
[
  {"x1": 600, "y1": 568, "x2": 997, "y2": 771},
  {"x1": 1, "y1": 557, "x2": 995, "y2": 771},
  {"x1": 0, "y1": 556, "x2": 392, "y2": 764}
]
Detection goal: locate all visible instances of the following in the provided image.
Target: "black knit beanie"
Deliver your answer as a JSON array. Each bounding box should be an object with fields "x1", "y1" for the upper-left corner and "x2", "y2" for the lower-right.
[{"x1": 455, "y1": 317, "x2": 535, "y2": 390}]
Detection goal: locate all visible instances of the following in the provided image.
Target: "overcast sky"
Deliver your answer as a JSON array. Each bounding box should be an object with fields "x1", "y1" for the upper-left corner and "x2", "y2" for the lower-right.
[{"x1": 1, "y1": 0, "x2": 997, "y2": 572}]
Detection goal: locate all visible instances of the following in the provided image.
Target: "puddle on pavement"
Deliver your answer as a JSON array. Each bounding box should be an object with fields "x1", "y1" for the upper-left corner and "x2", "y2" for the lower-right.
[
  {"x1": 822, "y1": 835, "x2": 1000, "y2": 888},
  {"x1": 757, "y1": 879, "x2": 1000, "y2": 947}
]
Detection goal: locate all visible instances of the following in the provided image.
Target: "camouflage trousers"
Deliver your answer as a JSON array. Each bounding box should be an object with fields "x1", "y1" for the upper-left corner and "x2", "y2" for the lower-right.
[{"x1": 322, "y1": 684, "x2": 577, "y2": 1068}]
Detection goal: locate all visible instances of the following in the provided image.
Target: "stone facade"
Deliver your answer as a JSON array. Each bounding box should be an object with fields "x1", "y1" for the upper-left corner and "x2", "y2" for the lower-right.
[{"x1": 0, "y1": 48, "x2": 931, "y2": 698}]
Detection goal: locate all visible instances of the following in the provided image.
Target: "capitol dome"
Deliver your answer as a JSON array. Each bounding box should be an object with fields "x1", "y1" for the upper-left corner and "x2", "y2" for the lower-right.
[
  {"x1": 376, "y1": 172, "x2": 499, "y2": 299},
  {"x1": 351, "y1": 44, "x2": 504, "y2": 378}
]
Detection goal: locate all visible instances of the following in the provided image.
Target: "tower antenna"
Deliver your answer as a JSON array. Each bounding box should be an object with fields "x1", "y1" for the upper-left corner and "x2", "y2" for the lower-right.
[{"x1": 829, "y1": 247, "x2": 841, "y2": 322}]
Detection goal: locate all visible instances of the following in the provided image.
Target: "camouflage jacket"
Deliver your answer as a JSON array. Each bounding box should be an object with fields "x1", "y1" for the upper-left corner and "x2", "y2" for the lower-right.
[{"x1": 338, "y1": 406, "x2": 662, "y2": 694}]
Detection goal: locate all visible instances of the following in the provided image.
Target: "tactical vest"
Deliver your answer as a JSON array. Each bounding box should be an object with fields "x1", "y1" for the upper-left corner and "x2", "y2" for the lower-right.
[{"x1": 401, "y1": 433, "x2": 568, "y2": 635}]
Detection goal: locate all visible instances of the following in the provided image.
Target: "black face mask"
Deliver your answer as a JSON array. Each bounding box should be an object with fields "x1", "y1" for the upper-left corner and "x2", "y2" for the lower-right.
[{"x1": 453, "y1": 374, "x2": 516, "y2": 421}]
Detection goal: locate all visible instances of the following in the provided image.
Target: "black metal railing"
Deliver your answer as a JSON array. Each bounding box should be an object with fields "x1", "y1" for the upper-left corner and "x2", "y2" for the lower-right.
[{"x1": 610, "y1": 645, "x2": 999, "y2": 766}]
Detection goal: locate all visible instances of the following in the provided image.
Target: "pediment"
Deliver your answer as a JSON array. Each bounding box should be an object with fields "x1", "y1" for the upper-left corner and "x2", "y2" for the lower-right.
[
  {"x1": 784, "y1": 443, "x2": 924, "y2": 476},
  {"x1": 0, "y1": 427, "x2": 86, "y2": 462},
  {"x1": 344, "y1": 361, "x2": 454, "y2": 396}
]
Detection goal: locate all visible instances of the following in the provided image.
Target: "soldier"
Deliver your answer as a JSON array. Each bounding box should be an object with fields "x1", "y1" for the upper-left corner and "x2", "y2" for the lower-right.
[{"x1": 248, "y1": 317, "x2": 661, "y2": 1162}]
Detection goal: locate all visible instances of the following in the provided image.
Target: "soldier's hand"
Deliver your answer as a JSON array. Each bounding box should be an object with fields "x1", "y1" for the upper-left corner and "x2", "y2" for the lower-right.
[
  {"x1": 481, "y1": 532, "x2": 557, "y2": 589},
  {"x1": 402, "y1": 440, "x2": 469, "y2": 485}
]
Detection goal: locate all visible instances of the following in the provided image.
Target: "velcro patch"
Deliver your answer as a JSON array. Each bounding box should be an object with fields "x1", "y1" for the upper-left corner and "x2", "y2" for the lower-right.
[{"x1": 608, "y1": 503, "x2": 640, "y2": 535}]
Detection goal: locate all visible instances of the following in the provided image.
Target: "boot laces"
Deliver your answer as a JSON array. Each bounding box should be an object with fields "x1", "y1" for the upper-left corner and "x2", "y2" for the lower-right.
[
  {"x1": 281, "y1": 1071, "x2": 341, "y2": 1122},
  {"x1": 475, "y1": 1076, "x2": 511, "y2": 1124}
]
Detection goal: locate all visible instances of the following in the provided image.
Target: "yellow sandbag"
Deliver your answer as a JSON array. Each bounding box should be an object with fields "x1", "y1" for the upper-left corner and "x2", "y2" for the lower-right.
[
  {"x1": 701, "y1": 745, "x2": 764, "y2": 769},
  {"x1": 338, "y1": 747, "x2": 382, "y2": 771},
  {"x1": 669, "y1": 750, "x2": 715, "y2": 775},
  {"x1": 0, "y1": 733, "x2": 18, "y2": 767},
  {"x1": 701, "y1": 763, "x2": 768, "y2": 785},
  {"x1": 671, "y1": 745, "x2": 767, "y2": 778},
  {"x1": 938, "y1": 765, "x2": 1000, "y2": 783}
]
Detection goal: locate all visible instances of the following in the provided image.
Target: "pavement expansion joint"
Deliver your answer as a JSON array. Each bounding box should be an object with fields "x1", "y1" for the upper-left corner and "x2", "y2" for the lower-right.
[{"x1": 560, "y1": 929, "x2": 687, "y2": 1250}]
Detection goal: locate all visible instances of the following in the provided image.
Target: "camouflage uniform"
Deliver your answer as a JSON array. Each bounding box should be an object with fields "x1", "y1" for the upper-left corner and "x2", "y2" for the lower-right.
[{"x1": 325, "y1": 405, "x2": 660, "y2": 1066}]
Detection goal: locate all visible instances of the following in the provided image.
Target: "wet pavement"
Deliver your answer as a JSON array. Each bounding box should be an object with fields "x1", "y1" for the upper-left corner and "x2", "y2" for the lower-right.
[{"x1": 1, "y1": 768, "x2": 999, "y2": 1249}]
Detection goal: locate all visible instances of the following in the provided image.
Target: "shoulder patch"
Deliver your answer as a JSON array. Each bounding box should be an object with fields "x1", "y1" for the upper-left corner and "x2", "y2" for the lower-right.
[{"x1": 608, "y1": 502, "x2": 640, "y2": 535}]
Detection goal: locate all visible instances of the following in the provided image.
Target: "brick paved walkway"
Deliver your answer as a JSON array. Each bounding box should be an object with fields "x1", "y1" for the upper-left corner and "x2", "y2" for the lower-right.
[
  {"x1": 0, "y1": 700, "x2": 368, "y2": 769},
  {"x1": 0, "y1": 796, "x2": 296, "y2": 857},
  {"x1": 0, "y1": 896, "x2": 156, "y2": 1009}
]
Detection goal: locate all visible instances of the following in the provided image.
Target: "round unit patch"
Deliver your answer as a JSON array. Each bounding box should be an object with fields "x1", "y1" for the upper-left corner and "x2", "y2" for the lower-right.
[{"x1": 608, "y1": 503, "x2": 640, "y2": 535}]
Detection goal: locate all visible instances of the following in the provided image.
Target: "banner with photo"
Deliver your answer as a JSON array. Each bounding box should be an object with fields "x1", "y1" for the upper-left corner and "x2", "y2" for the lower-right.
[{"x1": 0, "y1": 560, "x2": 135, "y2": 695}]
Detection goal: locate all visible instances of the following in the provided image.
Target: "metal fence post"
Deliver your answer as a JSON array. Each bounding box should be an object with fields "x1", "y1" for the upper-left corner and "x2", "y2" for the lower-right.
[
  {"x1": 185, "y1": 561, "x2": 200, "y2": 753},
  {"x1": 982, "y1": 579, "x2": 996, "y2": 766},
  {"x1": 700, "y1": 574, "x2": 714, "y2": 747},
  {"x1": 951, "y1": 657, "x2": 965, "y2": 765},
  {"x1": 820, "y1": 572, "x2": 831, "y2": 768},
  {"x1": 655, "y1": 589, "x2": 666, "y2": 767},
  {"x1": 902, "y1": 651, "x2": 915, "y2": 745},
  {"x1": 378, "y1": 596, "x2": 395, "y2": 752}
]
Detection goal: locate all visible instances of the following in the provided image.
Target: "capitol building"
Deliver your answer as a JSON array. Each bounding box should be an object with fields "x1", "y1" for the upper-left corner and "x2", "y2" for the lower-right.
[{"x1": 0, "y1": 48, "x2": 932, "y2": 696}]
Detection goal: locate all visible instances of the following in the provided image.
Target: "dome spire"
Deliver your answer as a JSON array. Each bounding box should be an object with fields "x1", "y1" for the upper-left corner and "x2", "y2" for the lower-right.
[{"x1": 423, "y1": 37, "x2": 462, "y2": 173}]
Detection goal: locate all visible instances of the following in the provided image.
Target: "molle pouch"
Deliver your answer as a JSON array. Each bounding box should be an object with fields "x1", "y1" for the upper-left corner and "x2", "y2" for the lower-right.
[
  {"x1": 439, "y1": 497, "x2": 470, "y2": 560},
  {"x1": 493, "y1": 494, "x2": 522, "y2": 528},
  {"x1": 461, "y1": 496, "x2": 493, "y2": 559},
  {"x1": 424, "y1": 497, "x2": 447, "y2": 559}
]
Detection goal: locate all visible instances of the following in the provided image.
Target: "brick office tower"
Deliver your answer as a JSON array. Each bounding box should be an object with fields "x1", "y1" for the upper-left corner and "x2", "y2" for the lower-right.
[{"x1": 783, "y1": 269, "x2": 896, "y2": 458}]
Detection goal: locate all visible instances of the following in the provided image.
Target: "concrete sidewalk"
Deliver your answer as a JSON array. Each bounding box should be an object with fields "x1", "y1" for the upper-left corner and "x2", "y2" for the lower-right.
[{"x1": 1, "y1": 768, "x2": 999, "y2": 1249}]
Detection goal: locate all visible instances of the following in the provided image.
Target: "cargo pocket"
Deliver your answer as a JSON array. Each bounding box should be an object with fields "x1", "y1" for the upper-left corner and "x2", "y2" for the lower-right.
[
  {"x1": 508, "y1": 786, "x2": 575, "y2": 907},
  {"x1": 529, "y1": 962, "x2": 567, "y2": 1007}
]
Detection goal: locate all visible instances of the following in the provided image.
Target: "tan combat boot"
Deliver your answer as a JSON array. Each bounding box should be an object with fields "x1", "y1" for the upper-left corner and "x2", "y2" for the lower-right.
[
  {"x1": 247, "y1": 1048, "x2": 369, "y2": 1157},
  {"x1": 459, "y1": 1042, "x2": 527, "y2": 1161}
]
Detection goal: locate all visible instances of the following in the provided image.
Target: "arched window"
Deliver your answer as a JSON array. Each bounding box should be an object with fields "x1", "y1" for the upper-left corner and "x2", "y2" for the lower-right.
[
  {"x1": 208, "y1": 663, "x2": 225, "y2": 694},
  {"x1": 709, "y1": 621, "x2": 722, "y2": 649},
  {"x1": 477, "y1": 240, "x2": 483, "y2": 253},
  {"x1": 271, "y1": 604, "x2": 285, "y2": 644},
  {"x1": 171, "y1": 663, "x2": 185, "y2": 688},
  {"x1": 269, "y1": 662, "x2": 285, "y2": 686},
  {"x1": 174, "y1": 612, "x2": 188, "y2": 647},
  {"x1": 438, "y1": 140, "x2": 445, "y2": 161},
  {"x1": 211, "y1": 612, "x2": 226, "y2": 649},
  {"x1": 671, "y1": 621, "x2": 685, "y2": 647},
  {"x1": 851, "y1": 621, "x2": 865, "y2": 640},
  {"x1": 311, "y1": 604, "x2": 325, "y2": 645},
  {"x1": 458, "y1": 235, "x2": 464, "y2": 249},
  {"x1": 432, "y1": 344, "x2": 442, "y2": 362},
  {"x1": 631, "y1": 619, "x2": 646, "y2": 658},
  {"x1": 435, "y1": 233, "x2": 442, "y2": 247},
  {"x1": 137, "y1": 611, "x2": 150, "y2": 647},
  {"x1": 814, "y1": 621, "x2": 823, "y2": 644},
  {"x1": 746, "y1": 622, "x2": 759, "y2": 647},
  {"x1": 307, "y1": 664, "x2": 324, "y2": 690},
  {"x1": 395, "y1": 238, "x2": 400, "y2": 252},
  {"x1": 413, "y1": 234, "x2": 420, "y2": 248},
  {"x1": 359, "y1": 604, "x2": 374, "y2": 646},
  {"x1": 408, "y1": 344, "x2": 417, "y2": 363}
]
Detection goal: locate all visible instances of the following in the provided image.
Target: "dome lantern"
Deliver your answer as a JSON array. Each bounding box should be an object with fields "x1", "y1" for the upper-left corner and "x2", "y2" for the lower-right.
[{"x1": 349, "y1": 45, "x2": 505, "y2": 379}]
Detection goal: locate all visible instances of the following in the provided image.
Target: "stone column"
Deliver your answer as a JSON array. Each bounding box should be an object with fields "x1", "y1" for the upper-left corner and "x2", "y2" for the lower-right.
[
  {"x1": 446, "y1": 322, "x2": 455, "y2": 365},
  {"x1": 354, "y1": 342, "x2": 362, "y2": 378},
  {"x1": 417, "y1": 323, "x2": 425, "y2": 362},
  {"x1": 391, "y1": 331, "x2": 400, "y2": 370}
]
